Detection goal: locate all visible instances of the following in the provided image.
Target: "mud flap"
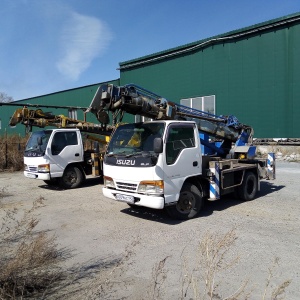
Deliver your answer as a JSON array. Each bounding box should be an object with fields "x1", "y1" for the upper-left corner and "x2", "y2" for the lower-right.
[
  {"x1": 267, "y1": 152, "x2": 276, "y2": 180},
  {"x1": 208, "y1": 161, "x2": 220, "y2": 200},
  {"x1": 91, "y1": 153, "x2": 100, "y2": 176}
]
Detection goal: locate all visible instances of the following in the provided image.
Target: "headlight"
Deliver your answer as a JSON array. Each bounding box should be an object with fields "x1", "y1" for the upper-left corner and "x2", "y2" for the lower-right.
[
  {"x1": 24, "y1": 164, "x2": 29, "y2": 171},
  {"x1": 104, "y1": 176, "x2": 115, "y2": 188},
  {"x1": 38, "y1": 164, "x2": 50, "y2": 173},
  {"x1": 138, "y1": 180, "x2": 164, "y2": 195}
]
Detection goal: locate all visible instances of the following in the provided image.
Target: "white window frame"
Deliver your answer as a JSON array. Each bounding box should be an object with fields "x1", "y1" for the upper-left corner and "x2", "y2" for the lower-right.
[
  {"x1": 135, "y1": 115, "x2": 152, "y2": 123},
  {"x1": 180, "y1": 95, "x2": 216, "y2": 115},
  {"x1": 68, "y1": 109, "x2": 78, "y2": 120}
]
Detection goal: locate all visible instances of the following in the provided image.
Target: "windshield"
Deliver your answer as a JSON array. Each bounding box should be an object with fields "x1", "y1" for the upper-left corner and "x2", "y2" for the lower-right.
[
  {"x1": 107, "y1": 122, "x2": 165, "y2": 155},
  {"x1": 25, "y1": 130, "x2": 52, "y2": 155}
]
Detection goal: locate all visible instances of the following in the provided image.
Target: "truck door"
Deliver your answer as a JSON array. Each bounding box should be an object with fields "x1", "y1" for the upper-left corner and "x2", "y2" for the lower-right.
[
  {"x1": 49, "y1": 131, "x2": 83, "y2": 176},
  {"x1": 162, "y1": 123, "x2": 202, "y2": 204}
]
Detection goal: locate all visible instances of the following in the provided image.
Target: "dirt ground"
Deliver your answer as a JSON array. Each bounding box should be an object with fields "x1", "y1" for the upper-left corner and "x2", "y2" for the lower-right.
[{"x1": 1, "y1": 161, "x2": 300, "y2": 299}]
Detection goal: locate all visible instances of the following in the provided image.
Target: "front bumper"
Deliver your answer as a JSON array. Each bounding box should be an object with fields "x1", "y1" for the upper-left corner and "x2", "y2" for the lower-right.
[
  {"x1": 102, "y1": 187, "x2": 165, "y2": 209},
  {"x1": 24, "y1": 171, "x2": 51, "y2": 180}
]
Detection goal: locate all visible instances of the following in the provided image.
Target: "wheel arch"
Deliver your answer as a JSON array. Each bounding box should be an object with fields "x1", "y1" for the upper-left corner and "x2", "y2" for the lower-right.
[
  {"x1": 166, "y1": 179, "x2": 204, "y2": 220},
  {"x1": 182, "y1": 176, "x2": 209, "y2": 198},
  {"x1": 64, "y1": 162, "x2": 86, "y2": 180}
]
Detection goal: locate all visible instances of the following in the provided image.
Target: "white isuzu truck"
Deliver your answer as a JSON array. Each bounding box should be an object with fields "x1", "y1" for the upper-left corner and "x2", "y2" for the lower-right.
[
  {"x1": 23, "y1": 128, "x2": 100, "y2": 188},
  {"x1": 87, "y1": 83, "x2": 276, "y2": 220}
]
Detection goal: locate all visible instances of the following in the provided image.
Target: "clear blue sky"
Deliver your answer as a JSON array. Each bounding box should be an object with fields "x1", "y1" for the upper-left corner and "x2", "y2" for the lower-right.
[{"x1": 1, "y1": 0, "x2": 299, "y2": 100}]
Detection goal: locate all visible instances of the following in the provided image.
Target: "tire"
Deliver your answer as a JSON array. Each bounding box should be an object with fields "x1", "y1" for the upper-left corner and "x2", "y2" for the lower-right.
[
  {"x1": 59, "y1": 166, "x2": 84, "y2": 189},
  {"x1": 166, "y1": 183, "x2": 203, "y2": 220},
  {"x1": 238, "y1": 171, "x2": 257, "y2": 201},
  {"x1": 43, "y1": 178, "x2": 59, "y2": 186}
]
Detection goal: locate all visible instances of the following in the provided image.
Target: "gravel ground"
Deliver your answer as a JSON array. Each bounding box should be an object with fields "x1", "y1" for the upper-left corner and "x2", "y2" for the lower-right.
[{"x1": 0, "y1": 161, "x2": 300, "y2": 299}]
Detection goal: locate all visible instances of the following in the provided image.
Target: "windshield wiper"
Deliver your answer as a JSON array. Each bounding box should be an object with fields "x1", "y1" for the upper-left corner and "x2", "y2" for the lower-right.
[
  {"x1": 106, "y1": 153, "x2": 116, "y2": 157},
  {"x1": 106, "y1": 151, "x2": 129, "y2": 157},
  {"x1": 25, "y1": 146, "x2": 39, "y2": 152},
  {"x1": 125, "y1": 151, "x2": 157, "y2": 158},
  {"x1": 125, "y1": 151, "x2": 144, "y2": 157}
]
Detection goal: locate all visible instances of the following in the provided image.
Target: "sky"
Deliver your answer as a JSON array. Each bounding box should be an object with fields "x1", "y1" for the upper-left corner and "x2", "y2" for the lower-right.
[{"x1": 1, "y1": 0, "x2": 299, "y2": 101}]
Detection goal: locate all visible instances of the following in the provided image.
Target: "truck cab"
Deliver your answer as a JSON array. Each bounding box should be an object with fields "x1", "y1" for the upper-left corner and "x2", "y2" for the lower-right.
[
  {"x1": 102, "y1": 120, "x2": 205, "y2": 218},
  {"x1": 24, "y1": 128, "x2": 97, "y2": 188}
]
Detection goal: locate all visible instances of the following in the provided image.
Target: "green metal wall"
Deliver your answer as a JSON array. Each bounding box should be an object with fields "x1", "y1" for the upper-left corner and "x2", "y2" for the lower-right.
[
  {"x1": 0, "y1": 79, "x2": 119, "y2": 137},
  {"x1": 120, "y1": 15, "x2": 300, "y2": 138}
]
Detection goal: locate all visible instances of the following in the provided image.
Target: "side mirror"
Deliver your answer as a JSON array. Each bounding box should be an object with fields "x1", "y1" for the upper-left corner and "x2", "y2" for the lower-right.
[
  {"x1": 37, "y1": 137, "x2": 42, "y2": 145},
  {"x1": 153, "y1": 137, "x2": 163, "y2": 153}
]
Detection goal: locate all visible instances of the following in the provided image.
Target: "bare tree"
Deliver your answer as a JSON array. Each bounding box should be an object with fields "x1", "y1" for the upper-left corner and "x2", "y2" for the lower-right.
[{"x1": 0, "y1": 92, "x2": 14, "y2": 103}]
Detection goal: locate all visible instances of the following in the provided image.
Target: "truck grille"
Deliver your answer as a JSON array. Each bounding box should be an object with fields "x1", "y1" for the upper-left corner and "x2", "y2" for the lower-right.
[
  {"x1": 28, "y1": 166, "x2": 38, "y2": 172},
  {"x1": 116, "y1": 181, "x2": 137, "y2": 192}
]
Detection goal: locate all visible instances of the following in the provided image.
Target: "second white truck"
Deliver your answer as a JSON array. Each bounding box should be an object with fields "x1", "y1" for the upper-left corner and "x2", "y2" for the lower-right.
[{"x1": 9, "y1": 106, "x2": 112, "y2": 188}]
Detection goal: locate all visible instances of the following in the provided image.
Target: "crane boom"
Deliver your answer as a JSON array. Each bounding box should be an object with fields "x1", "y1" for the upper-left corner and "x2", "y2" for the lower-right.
[
  {"x1": 6, "y1": 83, "x2": 253, "y2": 143},
  {"x1": 9, "y1": 107, "x2": 114, "y2": 135},
  {"x1": 87, "y1": 83, "x2": 253, "y2": 143}
]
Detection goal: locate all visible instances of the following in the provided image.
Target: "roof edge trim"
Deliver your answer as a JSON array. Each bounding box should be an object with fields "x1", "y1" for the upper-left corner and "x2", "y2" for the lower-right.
[{"x1": 14, "y1": 78, "x2": 120, "y2": 102}]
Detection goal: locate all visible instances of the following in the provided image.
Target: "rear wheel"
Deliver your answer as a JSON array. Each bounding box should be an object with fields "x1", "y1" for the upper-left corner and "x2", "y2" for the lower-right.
[
  {"x1": 238, "y1": 171, "x2": 257, "y2": 201},
  {"x1": 166, "y1": 183, "x2": 202, "y2": 220},
  {"x1": 59, "y1": 166, "x2": 84, "y2": 189}
]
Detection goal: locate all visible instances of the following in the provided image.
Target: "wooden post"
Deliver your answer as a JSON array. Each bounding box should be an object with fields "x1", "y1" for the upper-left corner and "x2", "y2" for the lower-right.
[{"x1": 5, "y1": 128, "x2": 8, "y2": 169}]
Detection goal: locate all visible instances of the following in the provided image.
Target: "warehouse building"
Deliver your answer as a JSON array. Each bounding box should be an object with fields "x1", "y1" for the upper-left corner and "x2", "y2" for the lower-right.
[{"x1": 1, "y1": 12, "x2": 299, "y2": 138}]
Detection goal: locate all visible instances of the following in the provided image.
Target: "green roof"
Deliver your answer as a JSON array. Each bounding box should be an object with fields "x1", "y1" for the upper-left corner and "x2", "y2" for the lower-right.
[
  {"x1": 15, "y1": 79, "x2": 119, "y2": 102},
  {"x1": 119, "y1": 12, "x2": 300, "y2": 70}
]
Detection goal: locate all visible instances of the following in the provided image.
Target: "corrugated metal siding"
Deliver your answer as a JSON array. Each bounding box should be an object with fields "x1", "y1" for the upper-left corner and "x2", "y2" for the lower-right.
[{"x1": 120, "y1": 16, "x2": 300, "y2": 138}]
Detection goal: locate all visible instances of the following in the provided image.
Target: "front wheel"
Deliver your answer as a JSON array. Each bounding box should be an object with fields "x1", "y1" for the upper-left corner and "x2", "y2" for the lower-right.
[
  {"x1": 237, "y1": 171, "x2": 258, "y2": 201},
  {"x1": 166, "y1": 183, "x2": 203, "y2": 220},
  {"x1": 59, "y1": 166, "x2": 84, "y2": 189}
]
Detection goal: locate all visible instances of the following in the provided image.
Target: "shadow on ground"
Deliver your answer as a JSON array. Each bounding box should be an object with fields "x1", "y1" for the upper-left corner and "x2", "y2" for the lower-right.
[
  {"x1": 120, "y1": 181, "x2": 285, "y2": 224},
  {"x1": 38, "y1": 177, "x2": 103, "y2": 190}
]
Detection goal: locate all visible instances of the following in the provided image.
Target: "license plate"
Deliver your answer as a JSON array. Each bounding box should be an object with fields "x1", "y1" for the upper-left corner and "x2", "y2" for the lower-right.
[
  {"x1": 115, "y1": 193, "x2": 134, "y2": 204},
  {"x1": 26, "y1": 173, "x2": 37, "y2": 179}
]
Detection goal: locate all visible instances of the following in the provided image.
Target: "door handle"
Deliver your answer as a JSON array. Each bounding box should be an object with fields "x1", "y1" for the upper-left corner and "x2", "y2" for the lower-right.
[
  {"x1": 75, "y1": 153, "x2": 79, "y2": 157},
  {"x1": 193, "y1": 161, "x2": 198, "y2": 166}
]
